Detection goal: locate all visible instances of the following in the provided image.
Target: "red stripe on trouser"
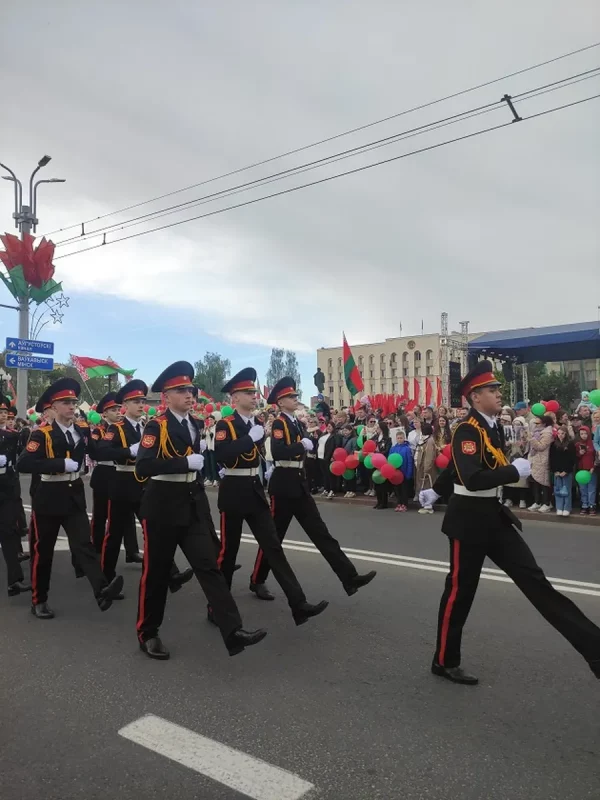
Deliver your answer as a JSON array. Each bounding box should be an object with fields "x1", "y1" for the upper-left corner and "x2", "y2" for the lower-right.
[
  {"x1": 438, "y1": 539, "x2": 460, "y2": 666},
  {"x1": 217, "y1": 512, "x2": 227, "y2": 569},
  {"x1": 100, "y1": 499, "x2": 112, "y2": 572},
  {"x1": 30, "y1": 512, "x2": 41, "y2": 605},
  {"x1": 251, "y1": 495, "x2": 275, "y2": 584},
  {"x1": 136, "y1": 520, "x2": 150, "y2": 642}
]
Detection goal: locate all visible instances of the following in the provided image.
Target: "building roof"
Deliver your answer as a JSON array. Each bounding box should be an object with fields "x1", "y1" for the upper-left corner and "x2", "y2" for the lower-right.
[{"x1": 468, "y1": 321, "x2": 600, "y2": 364}]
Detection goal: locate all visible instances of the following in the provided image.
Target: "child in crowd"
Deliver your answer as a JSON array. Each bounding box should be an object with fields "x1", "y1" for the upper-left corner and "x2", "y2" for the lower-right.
[
  {"x1": 389, "y1": 429, "x2": 414, "y2": 512},
  {"x1": 549, "y1": 425, "x2": 577, "y2": 517},
  {"x1": 575, "y1": 426, "x2": 597, "y2": 515}
]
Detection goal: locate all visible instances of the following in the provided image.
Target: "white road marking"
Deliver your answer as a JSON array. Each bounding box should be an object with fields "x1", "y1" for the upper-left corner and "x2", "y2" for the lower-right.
[
  {"x1": 21, "y1": 506, "x2": 600, "y2": 598},
  {"x1": 118, "y1": 715, "x2": 316, "y2": 800}
]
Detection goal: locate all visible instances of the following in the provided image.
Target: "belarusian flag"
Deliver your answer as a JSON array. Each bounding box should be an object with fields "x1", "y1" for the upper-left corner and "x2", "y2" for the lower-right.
[
  {"x1": 343, "y1": 333, "x2": 364, "y2": 396},
  {"x1": 70, "y1": 355, "x2": 136, "y2": 382}
]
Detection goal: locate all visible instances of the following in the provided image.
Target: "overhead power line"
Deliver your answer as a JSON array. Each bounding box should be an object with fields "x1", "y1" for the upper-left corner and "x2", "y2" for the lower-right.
[
  {"x1": 53, "y1": 67, "x2": 600, "y2": 249},
  {"x1": 53, "y1": 92, "x2": 599, "y2": 262},
  {"x1": 43, "y1": 40, "x2": 600, "y2": 238}
]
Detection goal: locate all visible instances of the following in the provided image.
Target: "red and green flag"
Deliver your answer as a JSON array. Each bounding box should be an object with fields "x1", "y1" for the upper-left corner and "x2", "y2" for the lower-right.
[
  {"x1": 343, "y1": 333, "x2": 364, "y2": 396},
  {"x1": 70, "y1": 355, "x2": 136, "y2": 382}
]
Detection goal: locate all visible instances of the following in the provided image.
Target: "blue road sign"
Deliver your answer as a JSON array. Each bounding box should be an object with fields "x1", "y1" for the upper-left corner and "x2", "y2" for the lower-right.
[
  {"x1": 5, "y1": 337, "x2": 54, "y2": 355},
  {"x1": 5, "y1": 353, "x2": 54, "y2": 371}
]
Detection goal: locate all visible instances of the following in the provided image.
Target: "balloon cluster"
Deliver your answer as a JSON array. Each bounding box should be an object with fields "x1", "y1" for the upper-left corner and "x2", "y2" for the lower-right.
[
  {"x1": 531, "y1": 399, "x2": 560, "y2": 417},
  {"x1": 575, "y1": 470, "x2": 593, "y2": 486},
  {"x1": 588, "y1": 389, "x2": 600, "y2": 407},
  {"x1": 331, "y1": 437, "x2": 406, "y2": 485},
  {"x1": 88, "y1": 410, "x2": 101, "y2": 424},
  {"x1": 435, "y1": 443, "x2": 452, "y2": 470}
]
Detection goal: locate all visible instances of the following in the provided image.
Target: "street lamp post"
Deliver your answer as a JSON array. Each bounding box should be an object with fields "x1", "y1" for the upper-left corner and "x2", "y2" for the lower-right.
[{"x1": 0, "y1": 156, "x2": 65, "y2": 415}]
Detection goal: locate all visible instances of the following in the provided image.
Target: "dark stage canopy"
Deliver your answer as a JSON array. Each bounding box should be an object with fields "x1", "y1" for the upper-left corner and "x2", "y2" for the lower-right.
[{"x1": 468, "y1": 321, "x2": 600, "y2": 364}]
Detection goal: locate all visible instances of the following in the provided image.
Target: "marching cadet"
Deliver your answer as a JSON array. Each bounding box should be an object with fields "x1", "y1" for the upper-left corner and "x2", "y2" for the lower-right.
[
  {"x1": 18, "y1": 378, "x2": 124, "y2": 619},
  {"x1": 420, "y1": 360, "x2": 600, "y2": 684},
  {"x1": 89, "y1": 392, "x2": 132, "y2": 559},
  {"x1": 7, "y1": 403, "x2": 31, "y2": 557},
  {"x1": 134, "y1": 361, "x2": 267, "y2": 660},
  {"x1": 99, "y1": 379, "x2": 193, "y2": 594},
  {"x1": 0, "y1": 393, "x2": 31, "y2": 596},
  {"x1": 249, "y1": 377, "x2": 376, "y2": 600},
  {"x1": 214, "y1": 367, "x2": 328, "y2": 625}
]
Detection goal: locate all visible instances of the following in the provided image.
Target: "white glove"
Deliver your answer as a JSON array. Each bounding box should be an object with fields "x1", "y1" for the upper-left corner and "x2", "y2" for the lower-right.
[
  {"x1": 64, "y1": 458, "x2": 79, "y2": 473},
  {"x1": 186, "y1": 454, "x2": 205, "y2": 471},
  {"x1": 512, "y1": 458, "x2": 531, "y2": 479},
  {"x1": 200, "y1": 439, "x2": 207, "y2": 452},
  {"x1": 248, "y1": 425, "x2": 264, "y2": 443},
  {"x1": 129, "y1": 443, "x2": 140, "y2": 457},
  {"x1": 218, "y1": 468, "x2": 226, "y2": 479},
  {"x1": 419, "y1": 489, "x2": 440, "y2": 507},
  {"x1": 265, "y1": 466, "x2": 274, "y2": 482},
  {"x1": 301, "y1": 438, "x2": 314, "y2": 452},
  {"x1": 0, "y1": 455, "x2": 7, "y2": 467}
]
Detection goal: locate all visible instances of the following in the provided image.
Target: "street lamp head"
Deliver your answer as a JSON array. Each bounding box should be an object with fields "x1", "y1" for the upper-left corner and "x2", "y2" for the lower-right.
[
  {"x1": 1, "y1": 175, "x2": 15, "y2": 182},
  {"x1": 38, "y1": 155, "x2": 51, "y2": 167},
  {"x1": 47, "y1": 178, "x2": 66, "y2": 183}
]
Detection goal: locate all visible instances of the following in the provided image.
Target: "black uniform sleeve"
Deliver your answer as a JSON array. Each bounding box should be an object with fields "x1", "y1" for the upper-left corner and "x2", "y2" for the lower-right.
[
  {"x1": 98, "y1": 424, "x2": 132, "y2": 464},
  {"x1": 432, "y1": 465, "x2": 455, "y2": 497},
  {"x1": 214, "y1": 420, "x2": 256, "y2": 464},
  {"x1": 135, "y1": 420, "x2": 189, "y2": 477},
  {"x1": 17, "y1": 429, "x2": 66, "y2": 474},
  {"x1": 451, "y1": 422, "x2": 519, "y2": 491},
  {"x1": 270, "y1": 419, "x2": 305, "y2": 460},
  {"x1": 78, "y1": 425, "x2": 101, "y2": 462}
]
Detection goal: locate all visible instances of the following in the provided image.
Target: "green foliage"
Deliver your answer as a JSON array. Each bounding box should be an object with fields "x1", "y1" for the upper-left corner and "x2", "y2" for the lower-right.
[
  {"x1": 266, "y1": 348, "x2": 302, "y2": 397},
  {"x1": 193, "y1": 352, "x2": 231, "y2": 401},
  {"x1": 494, "y1": 361, "x2": 580, "y2": 410}
]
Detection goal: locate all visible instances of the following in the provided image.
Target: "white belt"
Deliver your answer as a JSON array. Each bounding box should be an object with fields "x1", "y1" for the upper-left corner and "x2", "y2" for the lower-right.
[
  {"x1": 275, "y1": 461, "x2": 304, "y2": 469},
  {"x1": 0, "y1": 467, "x2": 5, "y2": 475},
  {"x1": 152, "y1": 471, "x2": 197, "y2": 483},
  {"x1": 115, "y1": 465, "x2": 136, "y2": 472},
  {"x1": 96, "y1": 461, "x2": 114, "y2": 467},
  {"x1": 453, "y1": 484, "x2": 499, "y2": 498},
  {"x1": 41, "y1": 472, "x2": 82, "y2": 483},
  {"x1": 223, "y1": 468, "x2": 259, "y2": 477}
]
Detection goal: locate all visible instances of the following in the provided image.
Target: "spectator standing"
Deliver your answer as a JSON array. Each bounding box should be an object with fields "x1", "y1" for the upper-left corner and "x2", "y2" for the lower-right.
[
  {"x1": 408, "y1": 418, "x2": 422, "y2": 452},
  {"x1": 320, "y1": 422, "x2": 341, "y2": 499},
  {"x1": 389, "y1": 429, "x2": 414, "y2": 512},
  {"x1": 433, "y1": 416, "x2": 451, "y2": 452},
  {"x1": 557, "y1": 410, "x2": 575, "y2": 439},
  {"x1": 549, "y1": 426, "x2": 577, "y2": 517},
  {"x1": 528, "y1": 415, "x2": 554, "y2": 512},
  {"x1": 575, "y1": 426, "x2": 597, "y2": 516},
  {"x1": 504, "y1": 417, "x2": 530, "y2": 509},
  {"x1": 203, "y1": 415, "x2": 219, "y2": 487},
  {"x1": 414, "y1": 422, "x2": 438, "y2": 512},
  {"x1": 373, "y1": 421, "x2": 392, "y2": 510},
  {"x1": 305, "y1": 420, "x2": 322, "y2": 493},
  {"x1": 340, "y1": 424, "x2": 358, "y2": 498}
]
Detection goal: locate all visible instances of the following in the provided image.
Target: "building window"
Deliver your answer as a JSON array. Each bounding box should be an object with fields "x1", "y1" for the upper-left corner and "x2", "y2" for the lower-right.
[
  {"x1": 328, "y1": 372, "x2": 332, "y2": 381},
  {"x1": 380, "y1": 353, "x2": 386, "y2": 364},
  {"x1": 369, "y1": 354, "x2": 374, "y2": 365},
  {"x1": 328, "y1": 358, "x2": 332, "y2": 368},
  {"x1": 391, "y1": 368, "x2": 397, "y2": 377},
  {"x1": 381, "y1": 382, "x2": 386, "y2": 392},
  {"x1": 426, "y1": 349, "x2": 433, "y2": 362},
  {"x1": 328, "y1": 386, "x2": 333, "y2": 396},
  {"x1": 370, "y1": 369, "x2": 374, "y2": 378},
  {"x1": 403, "y1": 367, "x2": 409, "y2": 377},
  {"x1": 381, "y1": 369, "x2": 385, "y2": 378},
  {"x1": 426, "y1": 366, "x2": 433, "y2": 376},
  {"x1": 390, "y1": 352, "x2": 397, "y2": 365},
  {"x1": 358, "y1": 355, "x2": 364, "y2": 366},
  {"x1": 414, "y1": 350, "x2": 421, "y2": 362},
  {"x1": 392, "y1": 382, "x2": 397, "y2": 392},
  {"x1": 370, "y1": 384, "x2": 375, "y2": 393}
]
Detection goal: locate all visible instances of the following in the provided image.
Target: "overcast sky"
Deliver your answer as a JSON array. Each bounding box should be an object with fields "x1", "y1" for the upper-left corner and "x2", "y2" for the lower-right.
[{"x1": 1, "y1": 1, "x2": 598, "y2": 395}]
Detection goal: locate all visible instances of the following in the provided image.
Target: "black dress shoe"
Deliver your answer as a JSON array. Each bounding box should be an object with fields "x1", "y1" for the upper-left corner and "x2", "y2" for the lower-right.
[
  {"x1": 126, "y1": 553, "x2": 144, "y2": 564},
  {"x1": 344, "y1": 570, "x2": 377, "y2": 596},
  {"x1": 234, "y1": 564, "x2": 242, "y2": 572},
  {"x1": 169, "y1": 567, "x2": 194, "y2": 594},
  {"x1": 139, "y1": 637, "x2": 170, "y2": 660},
  {"x1": 114, "y1": 592, "x2": 125, "y2": 600},
  {"x1": 589, "y1": 659, "x2": 600, "y2": 679},
  {"x1": 249, "y1": 582, "x2": 275, "y2": 601},
  {"x1": 292, "y1": 600, "x2": 329, "y2": 626},
  {"x1": 17, "y1": 552, "x2": 30, "y2": 562},
  {"x1": 31, "y1": 602, "x2": 55, "y2": 619},
  {"x1": 98, "y1": 575, "x2": 125, "y2": 611},
  {"x1": 8, "y1": 580, "x2": 32, "y2": 597},
  {"x1": 431, "y1": 662, "x2": 479, "y2": 685},
  {"x1": 74, "y1": 569, "x2": 85, "y2": 579},
  {"x1": 225, "y1": 628, "x2": 268, "y2": 657}
]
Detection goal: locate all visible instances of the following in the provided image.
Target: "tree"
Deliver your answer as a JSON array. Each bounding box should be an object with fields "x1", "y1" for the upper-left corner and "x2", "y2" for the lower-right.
[
  {"x1": 266, "y1": 348, "x2": 302, "y2": 397},
  {"x1": 284, "y1": 350, "x2": 301, "y2": 397},
  {"x1": 194, "y1": 352, "x2": 231, "y2": 401}
]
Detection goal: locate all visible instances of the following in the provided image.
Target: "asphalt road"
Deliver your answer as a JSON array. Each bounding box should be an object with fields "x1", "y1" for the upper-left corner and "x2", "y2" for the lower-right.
[{"x1": 2, "y1": 480, "x2": 599, "y2": 800}]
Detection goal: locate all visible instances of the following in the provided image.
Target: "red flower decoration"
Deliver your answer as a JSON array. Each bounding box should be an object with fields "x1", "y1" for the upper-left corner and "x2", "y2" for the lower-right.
[{"x1": 0, "y1": 232, "x2": 56, "y2": 288}]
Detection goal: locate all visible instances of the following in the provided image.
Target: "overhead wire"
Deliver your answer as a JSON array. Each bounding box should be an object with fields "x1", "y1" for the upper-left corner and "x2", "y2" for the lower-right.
[
  {"x1": 53, "y1": 68, "x2": 600, "y2": 249},
  {"x1": 53, "y1": 92, "x2": 600, "y2": 262},
  {"x1": 43, "y1": 40, "x2": 600, "y2": 238}
]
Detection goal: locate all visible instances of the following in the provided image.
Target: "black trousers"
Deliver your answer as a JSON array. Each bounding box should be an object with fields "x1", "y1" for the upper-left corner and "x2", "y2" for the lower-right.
[
  {"x1": 30, "y1": 509, "x2": 108, "y2": 606},
  {"x1": 136, "y1": 507, "x2": 242, "y2": 647},
  {"x1": 435, "y1": 528, "x2": 600, "y2": 668},
  {"x1": 305, "y1": 457, "x2": 320, "y2": 492},
  {"x1": 251, "y1": 493, "x2": 357, "y2": 587},
  {"x1": 204, "y1": 451, "x2": 218, "y2": 483},
  {"x1": 374, "y1": 481, "x2": 391, "y2": 507},
  {"x1": 1, "y1": 498, "x2": 24, "y2": 586},
  {"x1": 393, "y1": 480, "x2": 410, "y2": 506},
  {"x1": 91, "y1": 487, "x2": 110, "y2": 553},
  {"x1": 218, "y1": 506, "x2": 307, "y2": 608}
]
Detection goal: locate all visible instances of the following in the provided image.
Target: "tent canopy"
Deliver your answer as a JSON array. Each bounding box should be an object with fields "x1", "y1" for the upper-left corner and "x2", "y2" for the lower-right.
[{"x1": 468, "y1": 321, "x2": 600, "y2": 364}]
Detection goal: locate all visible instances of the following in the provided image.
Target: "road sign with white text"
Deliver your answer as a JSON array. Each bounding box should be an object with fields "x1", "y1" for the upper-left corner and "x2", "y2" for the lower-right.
[
  {"x1": 5, "y1": 337, "x2": 54, "y2": 355},
  {"x1": 5, "y1": 353, "x2": 54, "y2": 371}
]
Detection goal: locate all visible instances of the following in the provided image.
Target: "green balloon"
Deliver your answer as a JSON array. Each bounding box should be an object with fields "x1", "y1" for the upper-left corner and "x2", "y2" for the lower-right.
[
  {"x1": 388, "y1": 452, "x2": 403, "y2": 468},
  {"x1": 531, "y1": 402, "x2": 546, "y2": 417},
  {"x1": 363, "y1": 454, "x2": 374, "y2": 470},
  {"x1": 575, "y1": 470, "x2": 592, "y2": 485},
  {"x1": 343, "y1": 469, "x2": 355, "y2": 480},
  {"x1": 88, "y1": 410, "x2": 101, "y2": 424},
  {"x1": 147, "y1": 406, "x2": 157, "y2": 416},
  {"x1": 356, "y1": 436, "x2": 364, "y2": 449},
  {"x1": 356, "y1": 424, "x2": 364, "y2": 435},
  {"x1": 358, "y1": 451, "x2": 365, "y2": 463},
  {"x1": 589, "y1": 389, "x2": 600, "y2": 407},
  {"x1": 372, "y1": 469, "x2": 386, "y2": 484},
  {"x1": 221, "y1": 405, "x2": 234, "y2": 418},
  {"x1": 28, "y1": 412, "x2": 39, "y2": 423}
]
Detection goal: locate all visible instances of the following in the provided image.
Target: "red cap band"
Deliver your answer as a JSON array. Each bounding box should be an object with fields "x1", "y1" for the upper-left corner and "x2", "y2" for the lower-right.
[
  {"x1": 163, "y1": 375, "x2": 193, "y2": 390},
  {"x1": 231, "y1": 380, "x2": 256, "y2": 392},
  {"x1": 51, "y1": 388, "x2": 78, "y2": 402},
  {"x1": 462, "y1": 372, "x2": 498, "y2": 397},
  {"x1": 276, "y1": 387, "x2": 297, "y2": 401},
  {"x1": 122, "y1": 389, "x2": 145, "y2": 401},
  {"x1": 102, "y1": 399, "x2": 118, "y2": 410}
]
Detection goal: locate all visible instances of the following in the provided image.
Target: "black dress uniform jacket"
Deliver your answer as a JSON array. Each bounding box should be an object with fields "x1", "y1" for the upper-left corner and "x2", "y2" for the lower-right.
[
  {"x1": 269, "y1": 414, "x2": 308, "y2": 499},
  {"x1": 100, "y1": 418, "x2": 144, "y2": 503},
  {"x1": 214, "y1": 411, "x2": 267, "y2": 514},
  {"x1": 90, "y1": 421, "x2": 115, "y2": 492},
  {"x1": 0, "y1": 426, "x2": 21, "y2": 501},
  {"x1": 18, "y1": 420, "x2": 98, "y2": 515}
]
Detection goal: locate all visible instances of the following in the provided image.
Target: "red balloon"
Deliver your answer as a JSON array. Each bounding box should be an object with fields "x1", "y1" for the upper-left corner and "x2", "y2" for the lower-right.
[
  {"x1": 545, "y1": 399, "x2": 560, "y2": 414},
  {"x1": 442, "y1": 444, "x2": 452, "y2": 460},
  {"x1": 362, "y1": 439, "x2": 377, "y2": 454},
  {"x1": 330, "y1": 460, "x2": 346, "y2": 476},
  {"x1": 143, "y1": 404, "x2": 150, "y2": 413},
  {"x1": 435, "y1": 454, "x2": 450, "y2": 469},
  {"x1": 205, "y1": 404, "x2": 214, "y2": 413},
  {"x1": 333, "y1": 447, "x2": 348, "y2": 462},
  {"x1": 345, "y1": 454, "x2": 360, "y2": 470},
  {"x1": 388, "y1": 469, "x2": 404, "y2": 485},
  {"x1": 27, "y1": 407, "x2": 35, "y2": 416},
  {"x1": 371, "y1": 453, "x2": 387, "y2": 470},
  {"x1": 380, "y1": 463, "x2": 396, "y2": 480}
]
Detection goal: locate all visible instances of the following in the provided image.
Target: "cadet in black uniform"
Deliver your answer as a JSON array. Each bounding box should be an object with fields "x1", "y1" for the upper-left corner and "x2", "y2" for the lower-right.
[
  {"x1": 7, "y1": 404, "x2": 30, "y2": 558},
  {"x1": 421, "y1": 361, "x2": 600, "y2": 684},
  {"x1": 18, "y1": 378, "x2": 124, "y2": 619},
  {"x1": 214, "y1": 367, "x2": 328, "y2": 625},
  {"x1": 99, "y1": 379, "x2": 193, "y2": 594},
  {"x1": 249, "y1": 377, "x2": 376, "y2": 601},
  {"x1": 90, "y1": 393, "x2": 123, "y2": 555},
  {"x1": 135, "y1": 361, "x2": 267, "y2": 660},
  {"x1": 0, "y1": 393, "x2": 31, "y2": 596}
]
